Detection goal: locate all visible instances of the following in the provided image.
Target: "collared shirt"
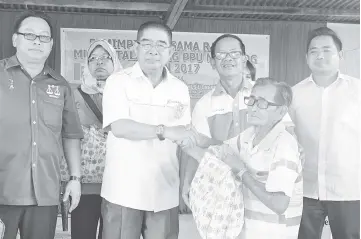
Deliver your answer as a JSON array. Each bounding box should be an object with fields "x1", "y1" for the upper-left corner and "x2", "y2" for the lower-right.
[
  {"x1": 102, "y1": 62, "x2": 191, "y2": 212},
  {"x1": 0, "y1": 55, "x2": 83, "y2": 206},
  {"x1": 192, "y1": 80, "x2": 293, "y2": 144},
  {"x1": 289, "y1": 73, "x2": 360, "y2": 200},
  {"x1": 236, "y1": 123, "x2": 303, "y2": 239}
]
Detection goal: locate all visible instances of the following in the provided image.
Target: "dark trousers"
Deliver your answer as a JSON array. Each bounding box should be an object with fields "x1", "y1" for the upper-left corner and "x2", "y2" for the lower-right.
[
  {"x1": 0, "y1": 205, "x2": 58, "y2": 239},
  {"x1": 71, "y1": 194, "x2": 103, "y2": 239},
  {"x1": 298, "y1": 197, "x2": 360, "y2": 239},
  {"x1": 101, "y1": 199, "x2": 179, "y2": 239}
]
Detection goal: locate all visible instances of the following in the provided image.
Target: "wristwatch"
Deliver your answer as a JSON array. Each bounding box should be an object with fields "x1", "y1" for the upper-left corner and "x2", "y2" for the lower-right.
[
  {"x1": 156, "y1": 125, "x2": 165, "y2": 141},
  {"x1": 69, "y1": 176, "x2": 82, "y2": 182}
]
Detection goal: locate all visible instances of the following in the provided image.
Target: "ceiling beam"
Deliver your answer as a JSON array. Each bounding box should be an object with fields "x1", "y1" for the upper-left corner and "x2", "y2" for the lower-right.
[
  {"x1": 184, "y1": 4, "x2": 360, "y2": 17},
  {"x1": 0, "y1": 0, "x2": 170, "y2": 12},
  {"x1": 164, "y1": 0, "x2": 189, "y2": 29}
]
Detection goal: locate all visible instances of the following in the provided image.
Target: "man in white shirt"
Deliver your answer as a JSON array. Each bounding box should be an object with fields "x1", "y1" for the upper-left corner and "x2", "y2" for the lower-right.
[
  {"x1": 101, "y1": 22, "x2": 195, "y2": 239},
  {"x1": 290, "y1": 27, "x2": 360, "y2": 239}
]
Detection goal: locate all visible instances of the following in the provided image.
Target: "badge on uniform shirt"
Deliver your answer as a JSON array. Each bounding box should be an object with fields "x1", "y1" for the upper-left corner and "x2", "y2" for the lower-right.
[
  {"x1": 46, "y1": 85, "x2": 61, "y2": 98},
  {"x1": 166, "y1": 100, "x2": 186, "y2": 120}
]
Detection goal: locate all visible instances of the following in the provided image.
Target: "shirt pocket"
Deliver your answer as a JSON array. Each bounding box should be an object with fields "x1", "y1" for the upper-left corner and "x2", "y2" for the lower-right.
[
  {"x1": 250, "y1": 148, "x2": 275, "y2": 181},
  {"x1": 41, "y1": 98, "x2": 64, "y2": 132},
  {"x1": 127, "y1": 96, "x2": 152, "y2": 122}
]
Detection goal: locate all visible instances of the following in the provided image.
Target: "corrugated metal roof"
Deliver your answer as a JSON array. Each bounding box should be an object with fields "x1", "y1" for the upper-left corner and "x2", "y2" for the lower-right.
[
  {"x1": 0, "y1": 0, "x2": 359, "y2": 24},
  {"x1": 184, "y1": 0, "x2": 359, "y2": 23}
]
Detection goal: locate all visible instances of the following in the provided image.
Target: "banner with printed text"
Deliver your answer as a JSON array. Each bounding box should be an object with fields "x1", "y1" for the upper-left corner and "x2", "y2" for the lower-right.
[{"x1": 61, "y1": 28, "x2": 269, "y2": 109}]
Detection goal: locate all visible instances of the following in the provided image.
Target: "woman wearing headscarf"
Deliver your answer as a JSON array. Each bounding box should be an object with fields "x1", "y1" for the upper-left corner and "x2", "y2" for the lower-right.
[{"x1": 71, "y1": 39, "x2": 122, "y2": 239}]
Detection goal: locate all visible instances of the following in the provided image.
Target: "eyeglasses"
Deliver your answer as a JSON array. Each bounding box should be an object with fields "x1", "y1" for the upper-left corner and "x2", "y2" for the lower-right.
[
  {"x1": 88, "y1": 55, "x2": 112, "y2": 63},
  {"x1": 17, "y1": 32, "x2": 52, "y2": 43},
  {"x1": 136, "y1": 40, "x2": 170, "y2": 52},
  {"x1": 215, "y1": 51, "x2": 246, "y2": 61},
  {"x1": 244, "y1": 96, "x2": 282, "y2": 109},
  {"x1": 308, "y1": 48, "x2": 336, "y2": 57}
]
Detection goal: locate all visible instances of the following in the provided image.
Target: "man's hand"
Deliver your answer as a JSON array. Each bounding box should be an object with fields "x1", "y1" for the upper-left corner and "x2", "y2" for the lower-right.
[
  {"x1": 165, "y1": 125, "x2": 198, "y2": 146},
  {"x1": 63, "y1": 180, "x2": 81, "y2": 212},
  {"x1": 177, "y1": 137, "x2": 196, "y2": 149},
  {"x1": 177, "y1": 126, "x2": 200, "y2": 149},
  {"x1": 196, "y1": 133, "x2": 223, "y2": 148},
  {"x1": 220, "y1": 145, "x2": 246, "y2": 174}
]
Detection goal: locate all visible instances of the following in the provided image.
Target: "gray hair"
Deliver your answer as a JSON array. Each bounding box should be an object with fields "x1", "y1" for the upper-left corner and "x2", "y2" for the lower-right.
[{"x1": 253, "y1": 78, "x2": 293, "y2": 107}]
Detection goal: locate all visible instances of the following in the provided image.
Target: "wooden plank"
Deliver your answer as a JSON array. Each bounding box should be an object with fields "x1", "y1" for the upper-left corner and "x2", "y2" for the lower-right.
[
  {"x1": 0, "y1": 0, "x2": 170, "y2": 11},
  {"x1": 184, "y1": 5, "x2": 360, "y2": 17},
  {"x1": 164, "y1": 0, "x2": 189, "y2": 29}
]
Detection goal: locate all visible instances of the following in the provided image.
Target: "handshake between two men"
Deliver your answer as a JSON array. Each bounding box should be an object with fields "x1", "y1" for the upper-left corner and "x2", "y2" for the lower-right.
[
  {"x1": 163, "y1": 124, "x2": 246, "y2": 212},
  {"x1": 164, "y1": 125, "x2": 222, "y2": 150}
]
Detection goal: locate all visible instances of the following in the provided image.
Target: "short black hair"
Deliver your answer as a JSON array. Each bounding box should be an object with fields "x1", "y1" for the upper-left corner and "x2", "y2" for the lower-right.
[
  {"x1": 211, "y1": 34, "x2": 246, "y2": 58},
  {"x1": 137, "y1": 21, "x2": 172, "y2": 43},
  {"x1": 13, "y1": 11, "x2": 54, "y2": 37},
  {"x1": 246, "y1": 60, "x2": 256, "y2": 81},
  {"x1": 306, "y1": 27, "x2": 342, "y2": 52}
]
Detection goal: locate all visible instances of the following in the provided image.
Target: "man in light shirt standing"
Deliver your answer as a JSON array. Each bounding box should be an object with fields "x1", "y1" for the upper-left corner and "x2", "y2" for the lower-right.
[
  {"x1": 101, "y1": 21, "x2": 195, "y2": 239},
  {"x1": 290, "y1": 27, "x2": 360, "y2": 239}
]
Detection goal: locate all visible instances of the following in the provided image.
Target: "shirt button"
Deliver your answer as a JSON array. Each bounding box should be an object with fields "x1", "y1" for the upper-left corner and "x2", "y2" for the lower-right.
[
  {"x1": 33, "y1": 142, "x2": 37, "y2": 146},
  {"x1": 32, "y1": 163, "x2": 36, "y2": 168},
  {"x1": 32, "y1": 100, "x2": 35, "y2": 104},
  {"x1": 33, "y1": 121, "x2": 36, "y2": 124},
  {"x1": 236, "y1": 123, "x2": 239, "y2": 126}
]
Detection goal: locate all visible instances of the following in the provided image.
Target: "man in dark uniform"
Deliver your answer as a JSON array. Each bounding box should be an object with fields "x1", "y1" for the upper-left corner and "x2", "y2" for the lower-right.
[{"x1": 0, "y1": 11, "x2": 84, "y2": 239}]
